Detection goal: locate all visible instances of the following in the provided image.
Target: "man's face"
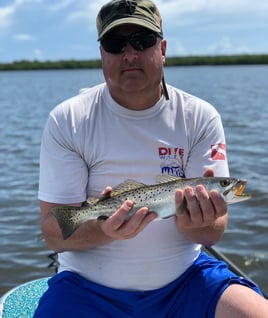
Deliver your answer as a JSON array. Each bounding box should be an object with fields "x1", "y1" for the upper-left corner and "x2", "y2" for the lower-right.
[{"x1": 100, "y1": 24, "x2": 166, "y2": 106}]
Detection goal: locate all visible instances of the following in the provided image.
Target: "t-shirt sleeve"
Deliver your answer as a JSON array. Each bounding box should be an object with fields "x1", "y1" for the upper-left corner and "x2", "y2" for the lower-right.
[
  {"x1": 38, "y1": 110, "x2": 88, "y2": 204},
  {"x1": 184, "y1": 103, "x2": 229, "y2": 178}
]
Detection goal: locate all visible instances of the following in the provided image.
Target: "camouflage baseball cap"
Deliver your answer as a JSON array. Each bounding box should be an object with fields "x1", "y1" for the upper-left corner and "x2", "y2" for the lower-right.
[{"x1": 96, "y1": 0, "x2": 163, "y2": 40}]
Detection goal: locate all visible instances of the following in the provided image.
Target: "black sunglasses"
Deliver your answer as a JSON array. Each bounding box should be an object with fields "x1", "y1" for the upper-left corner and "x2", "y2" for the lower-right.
[{"x1": 100, "y1": 32, "x2": 162, "y2": 54}]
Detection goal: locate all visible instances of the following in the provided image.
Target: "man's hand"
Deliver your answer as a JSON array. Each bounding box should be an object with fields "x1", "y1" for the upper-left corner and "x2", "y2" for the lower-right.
[
  {"x1": 174, "y1": 169, "x2": 228, "y2": 246},
  {"x1": 98, "y1": 188, "x2": 157, "y2": 241}
]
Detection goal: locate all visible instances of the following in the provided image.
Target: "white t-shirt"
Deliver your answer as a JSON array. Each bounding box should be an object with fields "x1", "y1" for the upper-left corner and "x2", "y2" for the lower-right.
[{"x1": 39, "y1": 83, "x2": 229, "y2": 290}]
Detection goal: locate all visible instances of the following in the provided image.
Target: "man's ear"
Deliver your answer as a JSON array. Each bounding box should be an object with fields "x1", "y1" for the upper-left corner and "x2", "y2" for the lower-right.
[{"x1": 161, "y1": 39, "x2": 167, "y2": 64}]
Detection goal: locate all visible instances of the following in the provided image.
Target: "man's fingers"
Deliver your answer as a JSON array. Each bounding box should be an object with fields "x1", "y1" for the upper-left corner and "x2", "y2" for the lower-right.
[
  {"x1": 175, "y1": 189, "x2": 187, "y2": 215},
  {"x1": 100, "y1": 201, "x2": 157, "y2": 240},
  {"x1": 100, "y1": 186, "x2": 113, "y2": 199}
]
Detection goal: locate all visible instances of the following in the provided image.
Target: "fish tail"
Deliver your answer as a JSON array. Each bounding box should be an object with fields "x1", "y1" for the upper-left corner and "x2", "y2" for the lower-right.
[{"x1": 51, "y1": 206, "x2": 89, "y2": 240}]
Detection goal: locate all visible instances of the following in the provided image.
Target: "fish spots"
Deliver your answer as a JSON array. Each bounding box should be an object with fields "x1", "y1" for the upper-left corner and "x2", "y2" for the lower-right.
[{"x1": 52, "y1": 177, "x2": 250, "y2": 240}]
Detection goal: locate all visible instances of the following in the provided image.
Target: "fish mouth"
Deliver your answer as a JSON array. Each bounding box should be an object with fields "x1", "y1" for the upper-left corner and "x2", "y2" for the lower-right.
[
  {"x1": 223, "y1": 179, "x2": 251, "y2": 202},
  {"x1": 234, "y1": 182, "x2": 246, "y2": 196},
  {"x1": 223, "y1": 179, "x2": 246, "y2": 196}
]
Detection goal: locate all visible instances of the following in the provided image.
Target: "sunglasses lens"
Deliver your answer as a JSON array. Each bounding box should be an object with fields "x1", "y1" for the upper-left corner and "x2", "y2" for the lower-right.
[
  {"x1": 101, "y1": 33, "x2": 159, "y2": 54},
  {"x1": 130, "y1": 33, "x2": 158, "y2": 51},
  {"x1": 101, "y1": 36, "x2": 127, "y2": 54}
]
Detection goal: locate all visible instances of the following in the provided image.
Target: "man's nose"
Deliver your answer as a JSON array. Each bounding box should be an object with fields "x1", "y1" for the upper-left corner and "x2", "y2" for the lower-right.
[{"x1": 123, "y1": 42, "x2": 139, "y2": 59}]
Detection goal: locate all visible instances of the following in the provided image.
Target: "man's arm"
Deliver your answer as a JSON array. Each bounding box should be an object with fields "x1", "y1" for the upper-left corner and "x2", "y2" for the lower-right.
[{"x1": 40, "y1": 200, "x2": 157, "y2": 253}]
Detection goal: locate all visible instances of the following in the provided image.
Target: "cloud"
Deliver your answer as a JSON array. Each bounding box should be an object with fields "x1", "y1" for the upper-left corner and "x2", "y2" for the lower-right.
[
  {"x1": 46, "y1": 0, "x2": 73, "y2": 11},
  {"x1": 174, "y1": 42, "x2": 188, "y2": 56},
  {"x1": 55, "y1": 0, "x2": 268, "y2": 36},
  {"x1": 33, "y1": 49, "x2": 43, "y2": 60},
  {"x1": 155, "y1": 0, "x2": 268, "y2": 14},
  {"x1": 153, "y1": 0, "x2": 268, "y2": 31},
  {"x1": 0, "y1": 5, "x2": 15, "y2": 31},
  {"x1": 207, "y1": 36, "x2": 252, "y2": 55},
  {"x1": 62, "y1": 0, "x2": 264, "y2": 35},
  {"x1": 0, "y1": 0, "x2": 41, "y2": 32},
  {"x1": 66, "y1": 1, "x2": 107, "y2": 22},
  {"x1": 14, "y1": 33, "x2": 34, "y2": 41},
  {"x1": 207, "y1": 37, "x2": 232, "y2": 54},
  {"x1": 1, "y1": 0, "x2": 267, "y2": 61}
]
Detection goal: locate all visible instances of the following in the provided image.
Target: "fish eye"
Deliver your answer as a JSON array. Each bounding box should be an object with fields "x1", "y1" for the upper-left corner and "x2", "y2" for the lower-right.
[{"x1": 220, "y1": 179, "x2": 231, "y2": 187}]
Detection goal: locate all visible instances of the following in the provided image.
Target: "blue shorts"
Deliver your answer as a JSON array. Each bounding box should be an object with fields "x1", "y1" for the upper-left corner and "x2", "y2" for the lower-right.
[{"x1": 33, "y1": 252, "x2": 263, "y2": 318}]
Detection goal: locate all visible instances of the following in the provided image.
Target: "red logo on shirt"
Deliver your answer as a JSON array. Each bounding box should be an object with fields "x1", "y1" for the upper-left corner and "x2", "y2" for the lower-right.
[{"x1": 211, "y1": 144, "x2": 226, "y2": 160}]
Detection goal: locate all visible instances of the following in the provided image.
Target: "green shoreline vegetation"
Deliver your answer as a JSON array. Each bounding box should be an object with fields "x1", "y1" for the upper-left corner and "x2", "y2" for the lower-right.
[{"x1": 0, "y1": 54, "x2": 267, "y2": 71}]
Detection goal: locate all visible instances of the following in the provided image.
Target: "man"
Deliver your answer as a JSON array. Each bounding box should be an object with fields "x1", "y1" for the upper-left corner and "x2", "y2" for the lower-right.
[{"x1": 34, "y1": 0, "x2": 268, "y2": 317}]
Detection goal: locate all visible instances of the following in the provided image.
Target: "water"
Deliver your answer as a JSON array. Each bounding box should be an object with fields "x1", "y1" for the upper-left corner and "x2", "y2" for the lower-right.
[{"x1": 0, "y1": 66, "x2": 267, "y2": 296}]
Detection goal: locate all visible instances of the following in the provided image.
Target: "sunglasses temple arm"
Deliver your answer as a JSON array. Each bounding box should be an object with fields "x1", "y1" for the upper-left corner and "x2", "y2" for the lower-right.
[{"x1": 162, "y1": 74, "x2": 169, "y2": 100}]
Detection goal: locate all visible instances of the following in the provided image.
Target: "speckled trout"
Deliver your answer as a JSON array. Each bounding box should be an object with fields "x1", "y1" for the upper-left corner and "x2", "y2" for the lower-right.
[{"x1": 52, "y1": 175, "x2": 250, "y2": 240}]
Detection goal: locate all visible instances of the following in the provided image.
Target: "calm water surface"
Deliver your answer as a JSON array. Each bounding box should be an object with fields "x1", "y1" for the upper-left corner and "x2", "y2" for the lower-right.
[{"x1": 0, "y1": 66, "x2": 267, "y2": 296}]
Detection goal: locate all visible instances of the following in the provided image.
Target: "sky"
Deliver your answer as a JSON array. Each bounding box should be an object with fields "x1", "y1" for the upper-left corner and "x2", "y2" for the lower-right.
[{"x1": 0, "y1": 0, "x2": 267, "y2": 63}]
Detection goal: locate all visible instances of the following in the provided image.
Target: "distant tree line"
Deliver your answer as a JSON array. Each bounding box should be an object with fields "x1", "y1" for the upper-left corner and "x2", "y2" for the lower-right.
[
  {"x1": 0, "y1": 54, "x2": 267, "y2": 71},
  {"x1": 165, "y1": 54, "x2": 268, "y2": 66},
  {"x1": 0, "y1": 59, "x2": 101, "y2": 71}
]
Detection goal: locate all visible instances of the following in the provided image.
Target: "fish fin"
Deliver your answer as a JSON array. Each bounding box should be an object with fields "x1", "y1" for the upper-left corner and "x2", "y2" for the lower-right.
[
  {"x1": 85, "y1": 196, "x2": 100, "y2": 205},
  {"x1": 86, "y1": 195, "x2": 112, "y2": 205},
  {"x1": 155, "y1": 174, "x2": 182, "y2": 184},
  {"x1": 110, "y1": 180, "x2": 146, "y2": 196},
  {"x1": 85, "y1": 180, "x2": 146, "y2": 203},
  {"x1": 52, "y1": 206, "x2": 91, "y2": 240}
]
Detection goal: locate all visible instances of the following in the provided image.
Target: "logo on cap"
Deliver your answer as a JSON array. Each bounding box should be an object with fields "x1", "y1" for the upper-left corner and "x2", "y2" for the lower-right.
[{"x1": 118, "y1": 0, "x2": 137, "y2": 14}]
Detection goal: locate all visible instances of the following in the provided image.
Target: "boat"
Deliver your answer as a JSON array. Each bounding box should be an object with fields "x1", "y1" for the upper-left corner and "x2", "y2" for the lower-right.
[
  {"x1": 0, "y1": 247, "x2": 266, "y2": 317},
  {"x1": 0, "y1": 277, "x2": 49, "y2": 318}
]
